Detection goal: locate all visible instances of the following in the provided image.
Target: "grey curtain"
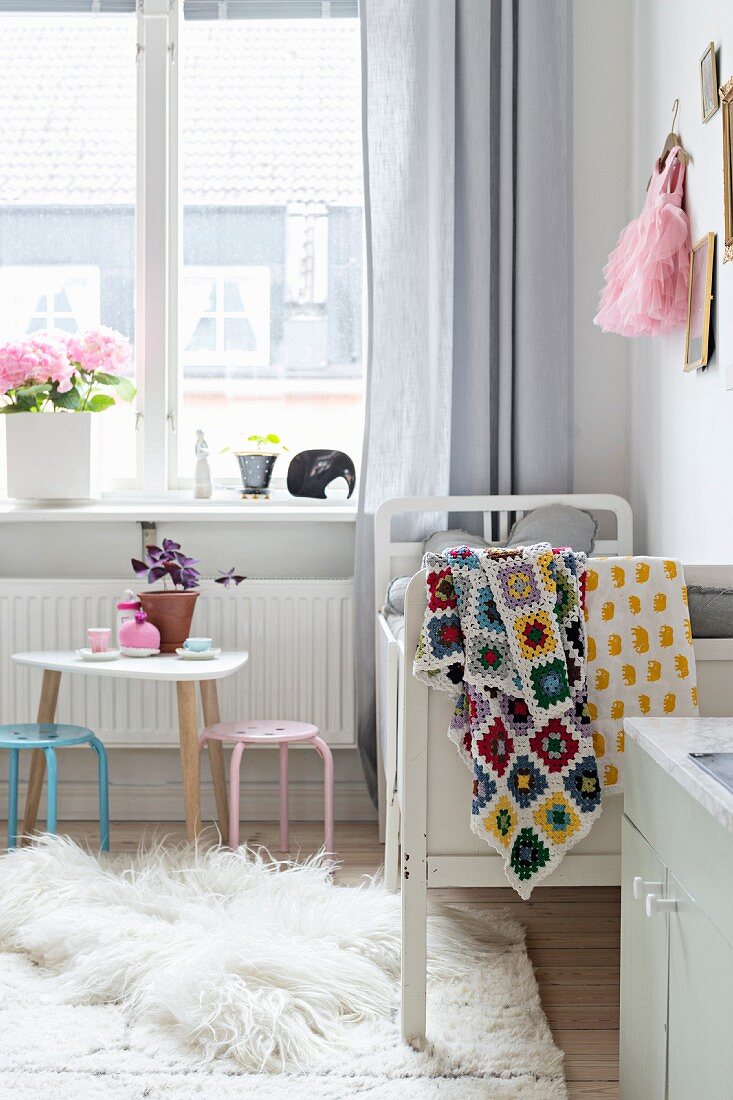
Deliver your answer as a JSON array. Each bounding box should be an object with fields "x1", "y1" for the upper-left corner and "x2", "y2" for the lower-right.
[{"x1": 356, "y1": 0, "x2": 574, "y2": 803}]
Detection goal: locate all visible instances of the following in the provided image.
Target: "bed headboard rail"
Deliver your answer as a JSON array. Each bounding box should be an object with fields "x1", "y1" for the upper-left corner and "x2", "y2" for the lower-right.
[{"x1": 374, "y1": 493, "x2": 633, "y2": 612}]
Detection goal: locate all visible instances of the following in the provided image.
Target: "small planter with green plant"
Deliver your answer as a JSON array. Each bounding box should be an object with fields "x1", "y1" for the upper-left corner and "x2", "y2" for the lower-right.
[{"x1": 229, "y1": 433, "x2": 288, "y2": 499}]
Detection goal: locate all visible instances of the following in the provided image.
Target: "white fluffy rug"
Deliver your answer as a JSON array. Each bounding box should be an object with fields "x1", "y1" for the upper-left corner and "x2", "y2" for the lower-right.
[{"x1": 0, "y1": 837, "x2": 566, "y2": 1098}]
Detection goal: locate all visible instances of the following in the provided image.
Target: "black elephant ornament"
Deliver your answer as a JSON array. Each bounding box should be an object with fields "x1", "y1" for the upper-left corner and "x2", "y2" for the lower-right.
[{"x1": 287, "y1": 449, "x2": 356, "y2": 500}]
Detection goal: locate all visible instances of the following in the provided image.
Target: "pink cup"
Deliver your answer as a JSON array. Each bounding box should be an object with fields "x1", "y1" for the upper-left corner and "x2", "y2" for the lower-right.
[{"x1": 87, "y1": 627, "x2": 111, "y2": 654}]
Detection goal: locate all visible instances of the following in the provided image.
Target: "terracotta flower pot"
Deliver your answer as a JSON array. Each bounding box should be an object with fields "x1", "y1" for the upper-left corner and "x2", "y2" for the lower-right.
[{"x1": 138, "y1": 590, "x2": 200, "y2": 653}]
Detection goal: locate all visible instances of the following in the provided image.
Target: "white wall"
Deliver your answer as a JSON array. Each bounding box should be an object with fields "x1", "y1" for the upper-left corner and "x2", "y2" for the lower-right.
[
  {"x1": 628, "y1": 0, "x2": 733, "y2": 559},
  {"x1": 573, "y1": 0, "x2": 631, "y2": 498}
]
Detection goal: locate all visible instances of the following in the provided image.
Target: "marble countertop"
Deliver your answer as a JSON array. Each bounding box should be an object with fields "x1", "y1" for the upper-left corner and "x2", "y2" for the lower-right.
[{"x1": 625, "y1": 717, "x2": 733, "y2": 833}]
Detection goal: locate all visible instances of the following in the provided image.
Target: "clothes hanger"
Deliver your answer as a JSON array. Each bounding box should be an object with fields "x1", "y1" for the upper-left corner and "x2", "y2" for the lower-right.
[
  {"x1": 656, "y1": 98, "x2": 690, "y2": 170},
  {"x1": 646, "y1": 99, "x2": 690, "y2": 190}
]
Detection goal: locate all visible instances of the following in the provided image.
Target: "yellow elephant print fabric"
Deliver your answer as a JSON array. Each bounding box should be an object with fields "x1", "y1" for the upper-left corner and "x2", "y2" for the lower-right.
[{"x1": 585, "y1": 557, "x2": 698, "y2": 791}]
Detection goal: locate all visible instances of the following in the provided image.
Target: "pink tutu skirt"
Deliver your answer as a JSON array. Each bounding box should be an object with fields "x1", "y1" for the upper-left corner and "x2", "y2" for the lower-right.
[{"x1": 594, "y1": 151, "x2": 690, "y2": 338}]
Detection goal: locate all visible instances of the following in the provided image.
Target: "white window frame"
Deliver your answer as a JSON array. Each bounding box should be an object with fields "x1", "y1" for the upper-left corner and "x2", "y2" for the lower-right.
[
  {"x1": 0, "y1": 1, "x2": 362, "y2": 495},
  {"x1": 182, "y1": 264, "x2": 271, "y2": 370},
  {"x1": 0, "y1": 264, "x2": 100, "y2": 339},
  {"x1": 137, "y1": 0, "x2": 363, "y2": 492},
  {"x1": 136, "y1": 0, "x2": 172, "y2": 493}
]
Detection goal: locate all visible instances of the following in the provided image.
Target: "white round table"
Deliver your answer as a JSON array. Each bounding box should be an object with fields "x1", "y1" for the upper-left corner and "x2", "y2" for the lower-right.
[{"x1": 11, "y1": 650, "x2": 249, "y2": 842}]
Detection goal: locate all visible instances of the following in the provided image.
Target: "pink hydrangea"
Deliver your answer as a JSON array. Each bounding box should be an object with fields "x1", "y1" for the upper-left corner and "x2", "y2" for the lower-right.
[
  {"x1": 66, "y1": 326, "x2": 131, "y2": 376},
  {"x1": 0, "y1": 332, "x2": 73, "y2": 394}
]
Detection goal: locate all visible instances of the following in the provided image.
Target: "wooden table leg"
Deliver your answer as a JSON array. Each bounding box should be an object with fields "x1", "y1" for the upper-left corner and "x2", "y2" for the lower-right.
[
  {"x1": 176, "y1": 680, "x2": 201, "y2": 842},
  {"x1": 23, "y1": 669, "x2": 61, "y2": 841},
  {"x1": 199, "y1": 679, "x2": 229, "y2": 842}
]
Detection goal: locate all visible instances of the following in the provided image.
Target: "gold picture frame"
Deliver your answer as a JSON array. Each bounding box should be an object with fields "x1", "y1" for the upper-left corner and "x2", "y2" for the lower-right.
[
  {"x1": 699, "y1": 42, "x2": 717, "y2": 122},
  {"x1": 722, "y1": 76, "x2": 733, "y2": 263},
  {"x1": 700, "y1": 42, "x2": 719, "y2": 122},
  {"x1": 684, "y1": 233, "x2": 715, "y2": 371}
]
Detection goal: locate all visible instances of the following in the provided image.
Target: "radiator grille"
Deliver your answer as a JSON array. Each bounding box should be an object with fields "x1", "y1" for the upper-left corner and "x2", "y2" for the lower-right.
[{"x1": 0, "y1": 579, "x2": 355, "y2": 746}]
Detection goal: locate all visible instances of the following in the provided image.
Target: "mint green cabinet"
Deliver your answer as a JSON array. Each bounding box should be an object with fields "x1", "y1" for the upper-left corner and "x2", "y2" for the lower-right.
[
  {"x1": 621, "y1": 737, "x2": 733, "y2": 1099},
  {"x1": 666, "y1": 873, "x2": 733, "y2": 1100},
  {"x1": 620, "y1": 816, "x2": 667, "y2": 1100}
]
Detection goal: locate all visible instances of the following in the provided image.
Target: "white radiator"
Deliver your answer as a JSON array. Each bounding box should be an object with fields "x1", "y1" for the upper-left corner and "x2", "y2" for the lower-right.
[{"x1": 0, "y1": 579, "x2": 355, "y2": 747}]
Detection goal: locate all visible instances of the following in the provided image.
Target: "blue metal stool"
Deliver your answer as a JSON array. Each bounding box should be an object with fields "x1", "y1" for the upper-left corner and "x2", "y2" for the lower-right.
[{"x1": 0, "y1": 724, "x2": 109, "y2": 851}]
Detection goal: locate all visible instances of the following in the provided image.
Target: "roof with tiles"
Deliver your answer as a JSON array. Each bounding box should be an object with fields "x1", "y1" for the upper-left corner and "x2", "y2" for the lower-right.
[{"x1": 0, "y1": 16, "x2": 363, "y2": 207}]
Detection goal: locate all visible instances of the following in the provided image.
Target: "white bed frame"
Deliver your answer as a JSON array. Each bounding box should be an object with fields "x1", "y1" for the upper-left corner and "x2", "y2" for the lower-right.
[
  {"x1": 374, "y1": 493, "x2": 634, "y2": 891},
  {"x1": 373, "y1": 495, "x2": 733, "y2": 1044}
]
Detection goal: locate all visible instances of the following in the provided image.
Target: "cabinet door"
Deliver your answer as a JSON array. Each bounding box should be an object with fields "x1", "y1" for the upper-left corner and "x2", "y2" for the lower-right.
[
  {"x1": 620, "y1": 815, "x2": 667, "y2": 1100},
  {"x1": 667, "y1": 873, "x2": 733, "y2": 1100}
]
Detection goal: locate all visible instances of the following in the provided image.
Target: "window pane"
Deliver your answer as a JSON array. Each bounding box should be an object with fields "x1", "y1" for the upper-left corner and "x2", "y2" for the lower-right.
[
  {"x1": 186, "y1": 317, "x2": 217, "y2": 353},
  {"x1": 179, "y1": 16, "x2": 364, "y2": 483},
  {"x1": 223, "y1": 281, "x2": 245, "y2": 312},
  {"x1": 0, "y1": 14, "x2": 138, "y2": 485},
  {"x1": 224, "y1": 317, "x2": 257, "y2": 352},
  {"x1": 53, "y1": 288, "x2": 72, "y2": 312}
]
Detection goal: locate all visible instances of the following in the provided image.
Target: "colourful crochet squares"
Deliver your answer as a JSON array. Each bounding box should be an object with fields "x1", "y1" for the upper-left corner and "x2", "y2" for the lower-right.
[
  {"x1": 427, "y1": 568, "x2": 457, "y2": 612},
  {"x1": 477, "y1": 639, "x2": 508, "y2": 673},
  {"x1": 495, "y1": 561, "x2": 542, "y2": 610},
  {"x1": 484, "y1": 795, "x2": 517, "y2": 848},
  {"x1": 533, "y1": 793, "x2": 581, "y2": 844},
  {"x1": 563, "y1": 756, "x2": 603, "y2": 811},
  {"x1": 475, "y1": 718, "x2": 514, "y2": 777},
  {"x1": 445, "y1": 545, "x2": 480, "y2": 568},
  {"x1": 414, "y1": 543, "x2": 601, "y2": 898},
  {"x1": 510, "y1": 827, "x2": 551, "y2": 881},
  {"x1": 476, "y1": 584, "x2": 504, "y2": 632},
  {"x1": 515, "y1": 609, "x2": 558, "y2": 660},
  {"x1": 507, "y1": 755, "x2": 548, "y2": 808},
  {"x1": 530, "y1": 658, "x2": 571, "y2": 710},
  {"x1": 427, "y1": 613, "x2": 463, "y2": 660},
  {"x1": 472, "y1": 762, "x2": 497, "y2": 815},
  {"x1": 530, "y1": 718, "x2": 579, "y2": 773},
  {"x1": 500, "y1": 695, "x2": 533, "y2": 735}
]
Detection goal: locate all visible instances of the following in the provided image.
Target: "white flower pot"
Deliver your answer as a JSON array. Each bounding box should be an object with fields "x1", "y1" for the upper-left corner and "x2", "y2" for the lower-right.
[{"x1": 5, "y1": 412, "x2": 97, "y2": 501}]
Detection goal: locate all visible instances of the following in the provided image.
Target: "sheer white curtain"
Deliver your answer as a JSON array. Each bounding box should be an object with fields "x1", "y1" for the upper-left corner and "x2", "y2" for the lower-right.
[{"x1": 356, "y1": 0, "x2": 574, "y2": 801}]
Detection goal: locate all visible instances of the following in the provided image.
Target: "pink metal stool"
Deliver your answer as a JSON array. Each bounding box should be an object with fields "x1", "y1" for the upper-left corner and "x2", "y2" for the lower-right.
[{"x1": 199, "y1": 720, "x2": 334, "y2": 856}]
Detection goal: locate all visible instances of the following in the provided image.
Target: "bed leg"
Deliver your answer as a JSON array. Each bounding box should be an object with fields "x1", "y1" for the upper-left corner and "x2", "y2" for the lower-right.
[
  {"x1": 400, "y1": 578, "x2": 430, "y2": 1047},
  {"x1": 384, "y1": 790, "x2": 400, "y2": 892},
  {"x1": 401, "y1": 842, "x2": 427, "y2": 1046},
  {"x1": 376, "y1": 728, "x2": 387, "y2": 844}
]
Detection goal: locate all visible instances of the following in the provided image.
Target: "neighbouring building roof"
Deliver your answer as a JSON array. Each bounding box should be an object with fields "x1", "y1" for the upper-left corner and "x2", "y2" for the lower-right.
[{"x1": 0, "y1": 16, "x2": 363, "y2": 207}]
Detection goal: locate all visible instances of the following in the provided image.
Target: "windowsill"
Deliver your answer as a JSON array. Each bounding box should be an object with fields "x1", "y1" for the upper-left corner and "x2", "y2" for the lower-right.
[{"x1": 0, "y1": 490, "x2": 357, "y2": 523}]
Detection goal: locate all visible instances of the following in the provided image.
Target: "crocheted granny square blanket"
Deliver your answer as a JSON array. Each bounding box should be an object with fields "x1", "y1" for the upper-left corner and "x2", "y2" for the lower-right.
[{"x1": 414, "y1": 543, "x2": 602, "y2": 899}]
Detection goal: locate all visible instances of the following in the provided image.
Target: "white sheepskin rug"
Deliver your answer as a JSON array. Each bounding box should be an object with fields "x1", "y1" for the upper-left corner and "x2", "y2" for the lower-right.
[{"x1": 0, "y1": 836, "x2": 566, "y2": 1099}]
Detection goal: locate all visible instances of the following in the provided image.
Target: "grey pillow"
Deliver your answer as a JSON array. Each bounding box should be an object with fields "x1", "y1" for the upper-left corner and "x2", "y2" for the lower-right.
[
  {"x1": 385, "y1": 575, "x2": 410, "y2": 617},
  {"x1": 506, "y1": 504, "x2": 597, "y2": 554},
  {"x1": 688, "y1": 585, "x2": 733, "y2": 638},
  {"x1": 422, "y1": 528, "x2": 490, "y2": 557}
]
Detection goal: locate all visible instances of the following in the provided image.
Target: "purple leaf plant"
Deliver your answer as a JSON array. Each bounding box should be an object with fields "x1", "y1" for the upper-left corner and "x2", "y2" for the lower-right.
[{"x1": 132, "y1": 538, "x2": 245, "y2": 591}]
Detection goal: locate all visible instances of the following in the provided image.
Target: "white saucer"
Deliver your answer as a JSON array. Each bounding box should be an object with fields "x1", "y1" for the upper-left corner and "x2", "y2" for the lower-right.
[
  {"x1": 175, "y1": 647, "x2": 222, "y2": 661},
  {"x1": 77, "y1": 648, "x2": 121, "y2": 662},
  {"x1": 120, "y1": 646, "x2": 161, "y2": 658}
]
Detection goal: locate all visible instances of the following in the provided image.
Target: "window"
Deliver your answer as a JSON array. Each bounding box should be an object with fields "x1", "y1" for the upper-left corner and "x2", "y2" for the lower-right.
[
  {"x1": 0, "y1": 8, "x2": 138, "y2": 486},
  {"x1": 0, "y1": 266, "x2": 100, "y2": 339},
  {"x1": 183, "y1": 267, "x2": 271, "y2": 371},
  {"x1": 0, "y1": 0, "x2": 363, "y2": 493},
  {"x1": 178, "y1": 4, "x2": 364, "y2": 484}
]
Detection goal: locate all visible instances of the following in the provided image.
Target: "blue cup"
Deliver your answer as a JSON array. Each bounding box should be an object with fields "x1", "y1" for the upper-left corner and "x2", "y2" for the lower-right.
[{"x1": 183, "y1": 637, "x2": 212, "y2": 653}]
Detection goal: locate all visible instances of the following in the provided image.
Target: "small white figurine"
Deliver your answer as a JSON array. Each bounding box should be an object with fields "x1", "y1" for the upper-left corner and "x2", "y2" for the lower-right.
[{"x1": 194, "y1": 429, "x2": 212, "y2": 499}]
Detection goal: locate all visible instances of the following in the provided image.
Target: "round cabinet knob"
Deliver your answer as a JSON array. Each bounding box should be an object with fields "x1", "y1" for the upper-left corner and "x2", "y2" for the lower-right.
[
  {"x1": 646, "y1": 892, "x2": 677, "y2": 918},
  {"x1": 633, "y1": 876, "x2": 663, "y2": 901}
]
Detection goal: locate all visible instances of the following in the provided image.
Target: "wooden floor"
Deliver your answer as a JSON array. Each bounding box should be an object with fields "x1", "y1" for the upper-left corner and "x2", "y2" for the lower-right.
[{"x1": 42, "y1": 819, "x2": 621, "y2": 1098}]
